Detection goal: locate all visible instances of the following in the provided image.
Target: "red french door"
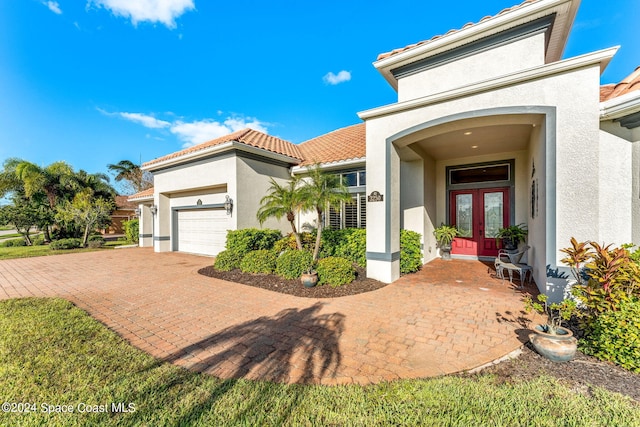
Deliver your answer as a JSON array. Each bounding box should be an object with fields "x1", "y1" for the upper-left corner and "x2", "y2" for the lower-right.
[{"x1": 449, "y1": 187, "x2": 509, "y2": 257}]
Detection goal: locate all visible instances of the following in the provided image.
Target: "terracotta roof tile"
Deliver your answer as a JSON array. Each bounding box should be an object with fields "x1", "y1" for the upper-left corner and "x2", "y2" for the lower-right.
[
  {"x1": 600, "y1": 66, "x2": 640, "y2": 102},
  {"x1": 128, "y1": 187, "x2": 154, "y2": 201},
  {"x1": 115, "y1": 195, "x2": 138, "y2": 210},
  {"x1": 143, "y1": 128, "x2": 303, "y2": 167},
  {"x1": 298, "y1": 123, "x2": 366, "y2": 167},
  {"x1": 377, "y1": 0, "x2": 540, "y2": 61}
]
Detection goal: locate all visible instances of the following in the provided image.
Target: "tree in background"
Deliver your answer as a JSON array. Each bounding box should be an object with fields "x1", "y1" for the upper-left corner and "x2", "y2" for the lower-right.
[
  {"x1": 107, "y1": 160, "x2": 153, "y2": 194},
  {"x1": 55, "y1": 189, "x2": 113, "y2": 247},
  {"x1": 0, "y1": 198, "x2": 50, "y2": 245}
]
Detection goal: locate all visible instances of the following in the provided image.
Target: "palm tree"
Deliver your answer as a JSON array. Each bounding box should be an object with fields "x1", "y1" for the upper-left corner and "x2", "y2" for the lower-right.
[
  {"x1": 257, "y1": 177, "x2": 305, "y2": 250},
  {"x1": 15, "y1": 160, "x2": 76, "y2": 242},
  {"x1": 107, "y1": 160, "x2": 152, "y2": 193},
  {"x1": 301, "y1": 164, "x2": 353, "y2": 261}
]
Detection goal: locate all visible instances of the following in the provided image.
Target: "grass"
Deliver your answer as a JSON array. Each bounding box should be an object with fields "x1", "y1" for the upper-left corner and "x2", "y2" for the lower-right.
[
  {"x1": 0, "y1": 241, "x2": 134, "y2": 260},
  {"x1": 0, "y1": 298, "x2": 638, "y2": 427}
]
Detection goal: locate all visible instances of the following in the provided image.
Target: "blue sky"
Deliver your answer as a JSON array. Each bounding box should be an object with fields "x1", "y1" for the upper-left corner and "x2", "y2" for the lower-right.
[{"x1": 0, "y1": 0, "x2": 638, "y2": 189}]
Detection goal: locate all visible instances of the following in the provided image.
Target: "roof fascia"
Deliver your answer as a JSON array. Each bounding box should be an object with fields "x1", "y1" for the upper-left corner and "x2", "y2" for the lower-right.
[
  {"x1": 291, "y1": 158, "x2": 366, "y2": 174},
  {"x1": 375, "y1": 0, "x2": 579, "y2": 90},
  {"x1": 359, "y1": 46, "x2": 617, "y2": 120},
  {"x1": 600, "y1": 90, "x2": 640, "y2": 121},
  {"x1": 143, "y1": 141, "x2": 301, "y2": 172}
]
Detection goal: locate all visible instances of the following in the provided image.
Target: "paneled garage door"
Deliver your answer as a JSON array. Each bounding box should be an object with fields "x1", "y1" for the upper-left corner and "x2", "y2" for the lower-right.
[{"x1": 176, "y1": 208, "x2": 228, "y2": 256}]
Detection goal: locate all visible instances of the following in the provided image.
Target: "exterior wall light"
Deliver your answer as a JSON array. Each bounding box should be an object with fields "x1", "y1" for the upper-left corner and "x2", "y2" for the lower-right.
[
  {"x1": 224, "y1": 195, "x2": 233, "y2": 215},
  {"x1": 149, "y1": 205, "x2": 158, "y2": 215}
]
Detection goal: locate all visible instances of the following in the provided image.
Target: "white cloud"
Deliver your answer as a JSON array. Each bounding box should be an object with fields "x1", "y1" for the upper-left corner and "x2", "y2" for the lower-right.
[
  {"x1": 171, "y1": 117, "x2": 268, "y2": 148},
  {"x1": 119, "y1": 112, "x2": 171, "y2": 129},
  {"x1": 323, "y1": 70, "x2": 351, "y2": 85},
  {"x1": 88, "y1": 0, "x2": 195, "y2": 29},
  {"x1": 43, "y1": 1, "x2": 62, "y2": 14}
]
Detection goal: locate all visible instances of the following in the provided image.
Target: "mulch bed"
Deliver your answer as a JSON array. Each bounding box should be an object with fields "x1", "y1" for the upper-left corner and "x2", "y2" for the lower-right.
[
  {"x1": 197, "y1": 265, "x2": 388, "y2": 298},
  {"x1": 463, "y1": 343, "x2": 640, "y2": 402}
]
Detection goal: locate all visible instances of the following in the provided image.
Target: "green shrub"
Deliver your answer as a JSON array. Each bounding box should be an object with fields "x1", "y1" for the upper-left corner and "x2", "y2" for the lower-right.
[
  {"x1": 320, "y1": 229, "x2": 366, "y2": 267},
  {"x1": 123, "y1": 219, "x2": 139, "y2": 244},
  {"x1": 273, "y1": 232, "x2": 315, "y2": 253},
  {"x1": 226, "y1": 228, "x2": 282, "y2": 257},
  {"x1": 88, "y1": 235, "x2": 105, "y2": 248},
  {"x1": 50, "y1": 238, "x2": 82, "y2": 250},
  {"x1": 581, "y1": 299, "x2": 640, "y2": 372},
  {"x1": 214, "y1": 249, "x2": 244, "y2": 271},
  {"x1": 400, "y1": 229, "x2": 422, "y2": 274},
  {"x1": 31, "y1": 235, "x2": 45, "y2": 246},
  {"x1": 276, "y1": 250, "x2": 314, "y2": 279},
  {"x1": 0, "y1": 238, "x2": 27, "y2": 247},
  {"x1": 240, "y1": 249, "x2": 277, "y2": 274},
  {"x1": 316, "y1": 256, "x2": 355, "y2": 287}
]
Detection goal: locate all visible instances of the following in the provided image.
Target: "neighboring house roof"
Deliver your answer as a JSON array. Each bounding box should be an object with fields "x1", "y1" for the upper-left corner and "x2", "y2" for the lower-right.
[
  {"x1": 600, "y1": 66, "x2": 640, "y2": 102},
  {"x1": 377, "y1": 0, "x2": 539, "y2": 61},
  {"x1": 115, "y1": 195, "x2": 138, "y2": 210},
  {"x1": 128, "y1": 187, "x2": 154, "y2": 202},
  {"x1": 298, "y1": 123, "x2": 366, "y2": 166},
  {"x1": 143, "y1": 128, "x2": 304, "y2": 168}
]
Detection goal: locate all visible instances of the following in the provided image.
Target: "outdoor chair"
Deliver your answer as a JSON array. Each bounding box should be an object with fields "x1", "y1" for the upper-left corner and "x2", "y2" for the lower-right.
[{"x1": 494, "y1": 245, "x2": 532, "y2": 287}]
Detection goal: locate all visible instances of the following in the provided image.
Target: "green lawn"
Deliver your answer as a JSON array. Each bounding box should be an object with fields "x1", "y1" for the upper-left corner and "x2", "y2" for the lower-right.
[
  {"x1": 0, "y1": 298, "x2": 638, "y2": 427},
  {"x1": 0, "y1": 241, "x2": 134, "y2": 260}
]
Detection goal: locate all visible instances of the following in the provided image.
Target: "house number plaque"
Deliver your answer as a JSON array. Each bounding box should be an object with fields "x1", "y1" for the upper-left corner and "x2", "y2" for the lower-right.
[{"x1": 367, "y1": 191, "x2": 383, "y2": 202}]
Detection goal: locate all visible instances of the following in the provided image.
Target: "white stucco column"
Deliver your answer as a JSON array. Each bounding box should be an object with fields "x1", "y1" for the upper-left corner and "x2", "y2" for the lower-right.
[
  {"x1": 138, "y1": 204, "x2": 153, "y2": 247},
  {"x1": 153, "y1": 193, "x2": 171, "y2": 252},
  {"x1": 366, "y1": 128, "x2": 401, "y2": 283}
]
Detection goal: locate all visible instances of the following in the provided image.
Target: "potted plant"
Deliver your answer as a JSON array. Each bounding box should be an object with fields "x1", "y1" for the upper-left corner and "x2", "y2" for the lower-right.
[
  {"x1": 300, "y1": 267, "x2": 318, "y2": 288},
  {"x1": 433, "y1": 225, "x2": 458, "y2": 261},
  {"x1": 496, "y1": 224, "x2": 528, "y2": 251},
  {"x1": 524, "y1": 294, "x2": 578, "y2": 362}
]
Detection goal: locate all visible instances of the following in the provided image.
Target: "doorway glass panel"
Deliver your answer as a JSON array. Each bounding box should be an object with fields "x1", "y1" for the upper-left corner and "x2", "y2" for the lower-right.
[
  {"x1": 455, "y1": 194, "x2": 473, "y2": 237},
  {"x1": 484, "y1": 192, "x2": 504, "y2": 238}
]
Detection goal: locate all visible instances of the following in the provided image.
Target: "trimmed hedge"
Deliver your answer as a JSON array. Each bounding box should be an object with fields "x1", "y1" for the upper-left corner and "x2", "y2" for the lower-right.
[
  {"x1": 123, "y1": 219, "x2": 139, "y2": 243},
  {"x1": 240, "y1": 250, "x2": 277, "y2": 274},
  {"x1": 273, "y1": 232, "x2": 315, "y2": 253},
  {"x1": 276, "y1": 250, "x2": 314, "y2": 279},
  {"x1": 0, "y1": 238, "x2": 27, "y2": 247},
  {"x1": 226, "y1": 228, "x2": 282, "y2": 256},
  {"x1": 316, "y1": 256, "x2": 355, "y2": 287},
  {"x1": 400, "y1": 229, "x2": 422, "y2": 274},
  {"x1": 50, "y1": 238, "x2": 83, "y2": 250},
  {"x1": 88, "y1": 235, "x2": 105, "y2": 248},
  {"x1": 214, "y1": 249, "x2": 244, "y2": 271},
  {"x1": 581, "y1": 299, "x2": 640, "y2": 372}
]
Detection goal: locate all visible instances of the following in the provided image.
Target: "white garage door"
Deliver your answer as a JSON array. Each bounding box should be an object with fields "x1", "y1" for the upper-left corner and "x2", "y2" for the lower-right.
[{"x1": 176, "y1": 209, "x2": 228, "y2": 256}]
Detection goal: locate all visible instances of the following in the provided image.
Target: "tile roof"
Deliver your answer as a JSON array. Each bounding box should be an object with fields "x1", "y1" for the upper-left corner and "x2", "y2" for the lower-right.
[
  {"x1": 600, "y1": 66, "x2": 640, "y2": 102},
  {"x1": 377, "y1": 0, "x2": 540, "y2": 61},
  {"x1": 298, "y1": 123, "x2": 366, "y2": 166},
  {"x1": 128, "y1": 187, "x2": 154, "y2": 201},
  {"x1": 143, "y1": 128, "x2": 304, "y2": 167},
  {"x1": 115, "y1": 195, "x2": 138, "y2": 210}
]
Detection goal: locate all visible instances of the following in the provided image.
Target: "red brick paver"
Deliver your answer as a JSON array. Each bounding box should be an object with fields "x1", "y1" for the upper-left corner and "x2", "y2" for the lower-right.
[{"x1": 0, "y1": 248, "x2": 538, "y2": 385}]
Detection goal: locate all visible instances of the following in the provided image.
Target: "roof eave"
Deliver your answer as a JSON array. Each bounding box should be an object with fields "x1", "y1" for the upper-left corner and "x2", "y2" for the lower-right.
[
  {"x1": 291, "y1": 157, "x2": 366, "y2": 174},
  {"x1": 143, "y1": 141, "x2": 301, "y2": 172},
  {"x1": 600, "y1": 90, "x2": 640, "y2": 121},
  {"x1": 360, "y1": 46, "x2": 618, "y2": 120},
  {"x1": 127, "y1": 195, "x2": 154, "y2": 203},
  {"x1": 374, "y1": 0, "x2": 580, "y2": 91}
]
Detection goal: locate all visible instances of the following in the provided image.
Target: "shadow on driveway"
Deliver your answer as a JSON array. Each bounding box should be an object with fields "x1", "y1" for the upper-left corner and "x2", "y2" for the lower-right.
[{"x1": 164, "y1": 302, "x2": 345, "y2": 383}]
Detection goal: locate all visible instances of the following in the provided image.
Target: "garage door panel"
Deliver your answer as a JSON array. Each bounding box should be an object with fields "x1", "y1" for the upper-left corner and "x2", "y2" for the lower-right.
[{"x1": 177, "y1": 209, "x2": 228, "y2": 256}]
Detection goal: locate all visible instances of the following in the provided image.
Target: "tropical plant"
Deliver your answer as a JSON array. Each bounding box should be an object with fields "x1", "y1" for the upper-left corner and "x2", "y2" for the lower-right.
[
  {"x1": 433, "y1": 225, "x2": 458, "y2": 246},
  {"x1": 300, "y1": 164, "x2": 353, "y2": 261},
  {"x1": 107, "y1": 160, "x2": 153, "y2": 194},
  {"x1": 496, "y1": 224, "x2": 528, "y2": 249},
  {"x1": 276, "y1": 250, "x2": 314, "y2": 279},
  {"x1": 560, "y1": 237, "x2": 593, "y2": 285},
  {"x1": 524, "y1": 294, "x2": 577, "y2": 335},
  {"x1": 257, "y1": 177, "x2": 305, "y2": 250},
  {"x1": 401, "y1": 229, "x2": 423, "y2": 274}
]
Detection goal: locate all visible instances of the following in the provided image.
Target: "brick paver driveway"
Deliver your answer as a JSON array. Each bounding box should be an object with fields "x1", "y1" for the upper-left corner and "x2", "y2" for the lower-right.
[{"x1": 0, "y1": 248, "x2": 537, "y2": 385}]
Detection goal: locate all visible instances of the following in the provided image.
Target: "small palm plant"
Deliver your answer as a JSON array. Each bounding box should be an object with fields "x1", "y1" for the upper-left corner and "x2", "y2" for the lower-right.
[
  {"x1": 257, "y1": 177, "x2": 305, "y2": 250},
  {"x1": 524, "y1": 294, "x2": 577, "y2": 335}
]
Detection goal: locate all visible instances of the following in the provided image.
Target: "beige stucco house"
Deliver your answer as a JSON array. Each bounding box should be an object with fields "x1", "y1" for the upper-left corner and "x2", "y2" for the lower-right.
[{"x1": 130, "y1": 0, "x2": 640, "y2": 300}]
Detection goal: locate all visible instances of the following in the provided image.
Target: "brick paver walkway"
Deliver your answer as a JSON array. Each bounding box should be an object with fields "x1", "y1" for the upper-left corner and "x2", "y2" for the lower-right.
[{"x1": 0, "y1": 248, "x2": 538, "y2": 385}]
